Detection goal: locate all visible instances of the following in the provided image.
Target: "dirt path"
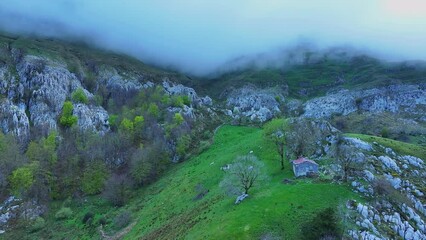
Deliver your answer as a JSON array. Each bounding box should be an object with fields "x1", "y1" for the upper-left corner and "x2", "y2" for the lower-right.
[{"x1": 99, "y1": 222, "x2": 136, "y2": 240}]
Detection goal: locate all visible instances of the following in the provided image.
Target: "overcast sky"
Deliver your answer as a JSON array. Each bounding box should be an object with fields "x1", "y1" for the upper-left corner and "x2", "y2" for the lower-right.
[{"x1": 0, "y1": 0, "x2": 425, "y2": 75}]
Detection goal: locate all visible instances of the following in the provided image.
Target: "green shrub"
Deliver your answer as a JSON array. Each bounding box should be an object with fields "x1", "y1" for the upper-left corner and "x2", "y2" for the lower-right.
[
  {"x1": 109, "y1": 114, "x2": 118, "y2": 129},
  {"x1": 59, "y1": 101, "x2": 78, "y2": 127},
  {"x1": 274, "y1": 95, "x2": 281, "y2": 102},
  {"x1": 9, "y1": 163, "x2": 37, "y2": 196},
  {"x1": 119, "y1": 118, "x2": 134, "y2": 133},
  {"x1": 134, "y1": 116, "x2": 144, "y2": 128},
  {"x1": 30, "y1": 217, "x2": 46, "y2": 232},
  {"x1": 381, "y1": 127, "x2": 389, "y2": 138},
  {"x1": 161, "y1": 95, "x2": 170, "y2": 105},
  {"x1": 148, "y1": 103, "x2": 160, "y2": 118},
  {"x1": 81, "y1": 163, "x2": 108, "y2": 195},
  {"x1": 55, "y1": 207, "x2": 73, "y2": 220},
  {"x1": 176, "y1": 134, "x2": 191, "y2": 156},
  {"x1": 173, "y1": 113, "x2": 184, "y2": 125},
  {"x1": 182, "y1": 95, "x2": 191, "y2": 106},
  {"x1": 172, "y1": 96, "x2": 184, "y2": 107},
  {"x1": 71, "y1": 88, "x2": 88, "y2": 104}
]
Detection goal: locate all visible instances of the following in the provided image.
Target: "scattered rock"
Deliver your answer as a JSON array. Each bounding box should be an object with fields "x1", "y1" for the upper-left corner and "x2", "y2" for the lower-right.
[
  {"x1": 378, "y1": 156, "x2": 401, "y2": 173},
  {"x1": 344, "y1": 137, "x2": 373, "y2": 151},
  {"x1": 235, "y1": 193, "x2": 249, "y2": 204},
  {"x1": 282, "y1": 178, "x2": 294, "y2": 184}
]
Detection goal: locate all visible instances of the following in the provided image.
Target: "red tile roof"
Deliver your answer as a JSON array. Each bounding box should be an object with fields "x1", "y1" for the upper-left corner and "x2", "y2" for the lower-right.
[{"x1": 292, "y1": 157, "x2": 318, "y2": 165}]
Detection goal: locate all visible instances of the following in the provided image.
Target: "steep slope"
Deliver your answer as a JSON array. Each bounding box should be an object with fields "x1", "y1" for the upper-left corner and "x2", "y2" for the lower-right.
[
  {"x1": 0, "y1": 33, "x2": 220, "y2": 237},
  {"x1": 122, "y1": 125, "x2": 355, "y2": 239}
]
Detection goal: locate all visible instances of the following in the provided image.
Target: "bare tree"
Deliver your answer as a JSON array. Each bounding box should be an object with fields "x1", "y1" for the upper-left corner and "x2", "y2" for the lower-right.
[
  {"x1": 285, "y1": 118, "x2": 339, "y2": 160},
  {"x1": 263, "y1": 119, "x2": 287, "y2": 170},
  {"x1": 334, "y1": 140, "x2": 360, "y2": 182},
  {"x1": 285, "y1": 118, "x2": 317, "y2": 159},
  {"x1": 274, "y1": 131, "x2": 286, "y2": 170},
  {"x1": 220, "y1": 155, "x2": 266, "y2": 195}
]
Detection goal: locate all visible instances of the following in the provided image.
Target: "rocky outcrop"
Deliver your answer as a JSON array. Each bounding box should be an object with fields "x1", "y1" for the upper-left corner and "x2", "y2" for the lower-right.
[
  {"x1": 0, "y1": 54, "x2": 111, "y2": 140},
  {"x1": 0, "y1": 99, "x2": 29, "y2": 144},
  {"x1": 16, "y1": 56, "x2": 82, "y2": 131},
  {"x1": 72, "y1": 103, "x2": 110, "y2": 134},
  {"x1": 97, "y1": 67, "x2": 153, "y2": 94},
  {"x1": 0, "y1": 196, "x2": 46, "y2": 234},
  {"x1": 225, "y1": 85, "x2": 283, "y2": 122},
  {"x1": 303, "y1": 85, "x2": 426, "y2": 120},
  {"x1": 0, "y1": 66, "x2": 22, "y2": 100},
  {"x1": 162, "y1": 80, "x2": 212, "y2": 107}
]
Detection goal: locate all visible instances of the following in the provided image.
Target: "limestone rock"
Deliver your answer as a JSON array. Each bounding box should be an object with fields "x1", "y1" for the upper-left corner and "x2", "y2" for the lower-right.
[
  {"x1": 235, "y1": 193, "x2": 249, "y2": 204},
  {"x1": 225, "y1": 85, "x2": 282, "y2": 122},
  {"x1": 16, "y1": 55, "x2": 82, "y2": 131},
  {"x1": 378, "y1": 156, "x2": 401, "y2": 173},
  {"x1": 162, "y1": 79, "x2": 211, "y2": 107},
  {"x1": 400, "y1": 155, "x2": 424, "y2": 168},
  {"x1": 303, "y1": 84, "x2": 426, "y2": 119},
  {"x1": 73, "y1": 103, "x2": 110, "y2": 134},
  {"x1": 0, "y1": 99, "x2": 30, "y2": 143}
]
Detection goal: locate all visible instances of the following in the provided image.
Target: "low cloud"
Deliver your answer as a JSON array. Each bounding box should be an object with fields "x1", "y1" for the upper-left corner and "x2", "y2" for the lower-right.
[{"x1": 0, "y1": 0, "x2": 425, "y2": 76}]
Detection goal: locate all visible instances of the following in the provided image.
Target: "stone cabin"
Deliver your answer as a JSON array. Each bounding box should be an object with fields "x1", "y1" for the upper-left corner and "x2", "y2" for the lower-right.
[{"x1": 292, "y1": 157, "x2": 318, "y2": 177}]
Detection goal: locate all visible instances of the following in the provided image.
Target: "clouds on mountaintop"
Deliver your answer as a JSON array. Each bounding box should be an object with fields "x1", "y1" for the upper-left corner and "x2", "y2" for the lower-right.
[{"x1": 0, "y1": 0, "x2": 425, "y2": 75}]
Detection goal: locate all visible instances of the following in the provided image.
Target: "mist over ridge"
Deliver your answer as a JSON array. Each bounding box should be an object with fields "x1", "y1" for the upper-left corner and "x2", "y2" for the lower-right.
[{"x1": 0, "y1": 0, "x2": 425, "y2": 76}]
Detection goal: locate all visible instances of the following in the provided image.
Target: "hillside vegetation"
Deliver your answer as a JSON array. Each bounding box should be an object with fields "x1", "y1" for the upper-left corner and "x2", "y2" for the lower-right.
[{"x1": 4, "y1": 125, "x2": 356, "y2": 239}]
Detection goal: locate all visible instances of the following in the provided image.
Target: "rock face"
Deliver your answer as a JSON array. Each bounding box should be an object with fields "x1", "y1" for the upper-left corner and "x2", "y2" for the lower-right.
[
  {"x1": 162, "y1": 80, "x2": 212, "y2": 107},
  {"x1": 303, "y1": 85, "x2": 426, "y2": 120},
  {"x1": 97, "y1": 67, "x2": 153, "y2": 97},
  {"x1": 0, "y1": 54, "x2": 111, "y2": 140},
  {"x1": 0, "y1": 99, "x2": 30, "y2": 144},
  {"x1": 72, "y1": 104, "x2": 110, "y2": 134},
  {"x1": 16, "y1": 56, "x2": 84, "y2": 131},
  {"x1": 225, "y1": 85, "x2": 283, "y2": 122}
]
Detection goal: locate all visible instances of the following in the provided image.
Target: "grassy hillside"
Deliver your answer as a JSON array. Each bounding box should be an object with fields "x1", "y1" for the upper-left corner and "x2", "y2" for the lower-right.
[
  {"x1": 345, "y1": 133, "x2": 426, "y2": 160},
  {"x1": 123, "y1": 125, "x2": 356, "y2": 239},
  {"x1": 5, "y1": 125, "x2": 357, "y2": 239}
]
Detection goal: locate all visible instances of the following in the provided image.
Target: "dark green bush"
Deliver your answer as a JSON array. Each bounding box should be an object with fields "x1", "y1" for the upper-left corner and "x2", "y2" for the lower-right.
[
  {"x1": 30, "y1": 217, "x2": 46, "y2": 232},
  {"x1": 97, "y1": 216, "x2": 107, "y2": 226},
  {"x1": 182, "y1": 95, "x2": 191, "y2": 106},
  {"x1": 301, "y1": 207, "x2": 341, "y2": 240},
  {"x1": 82, "y1": 211, "x2": 94, "y2": 224}
]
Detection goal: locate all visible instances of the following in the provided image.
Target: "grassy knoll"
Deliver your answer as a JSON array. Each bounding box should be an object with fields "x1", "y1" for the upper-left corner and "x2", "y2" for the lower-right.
[{"x1": 345, "y1": 133, "x2": 426, "y2": 160}]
